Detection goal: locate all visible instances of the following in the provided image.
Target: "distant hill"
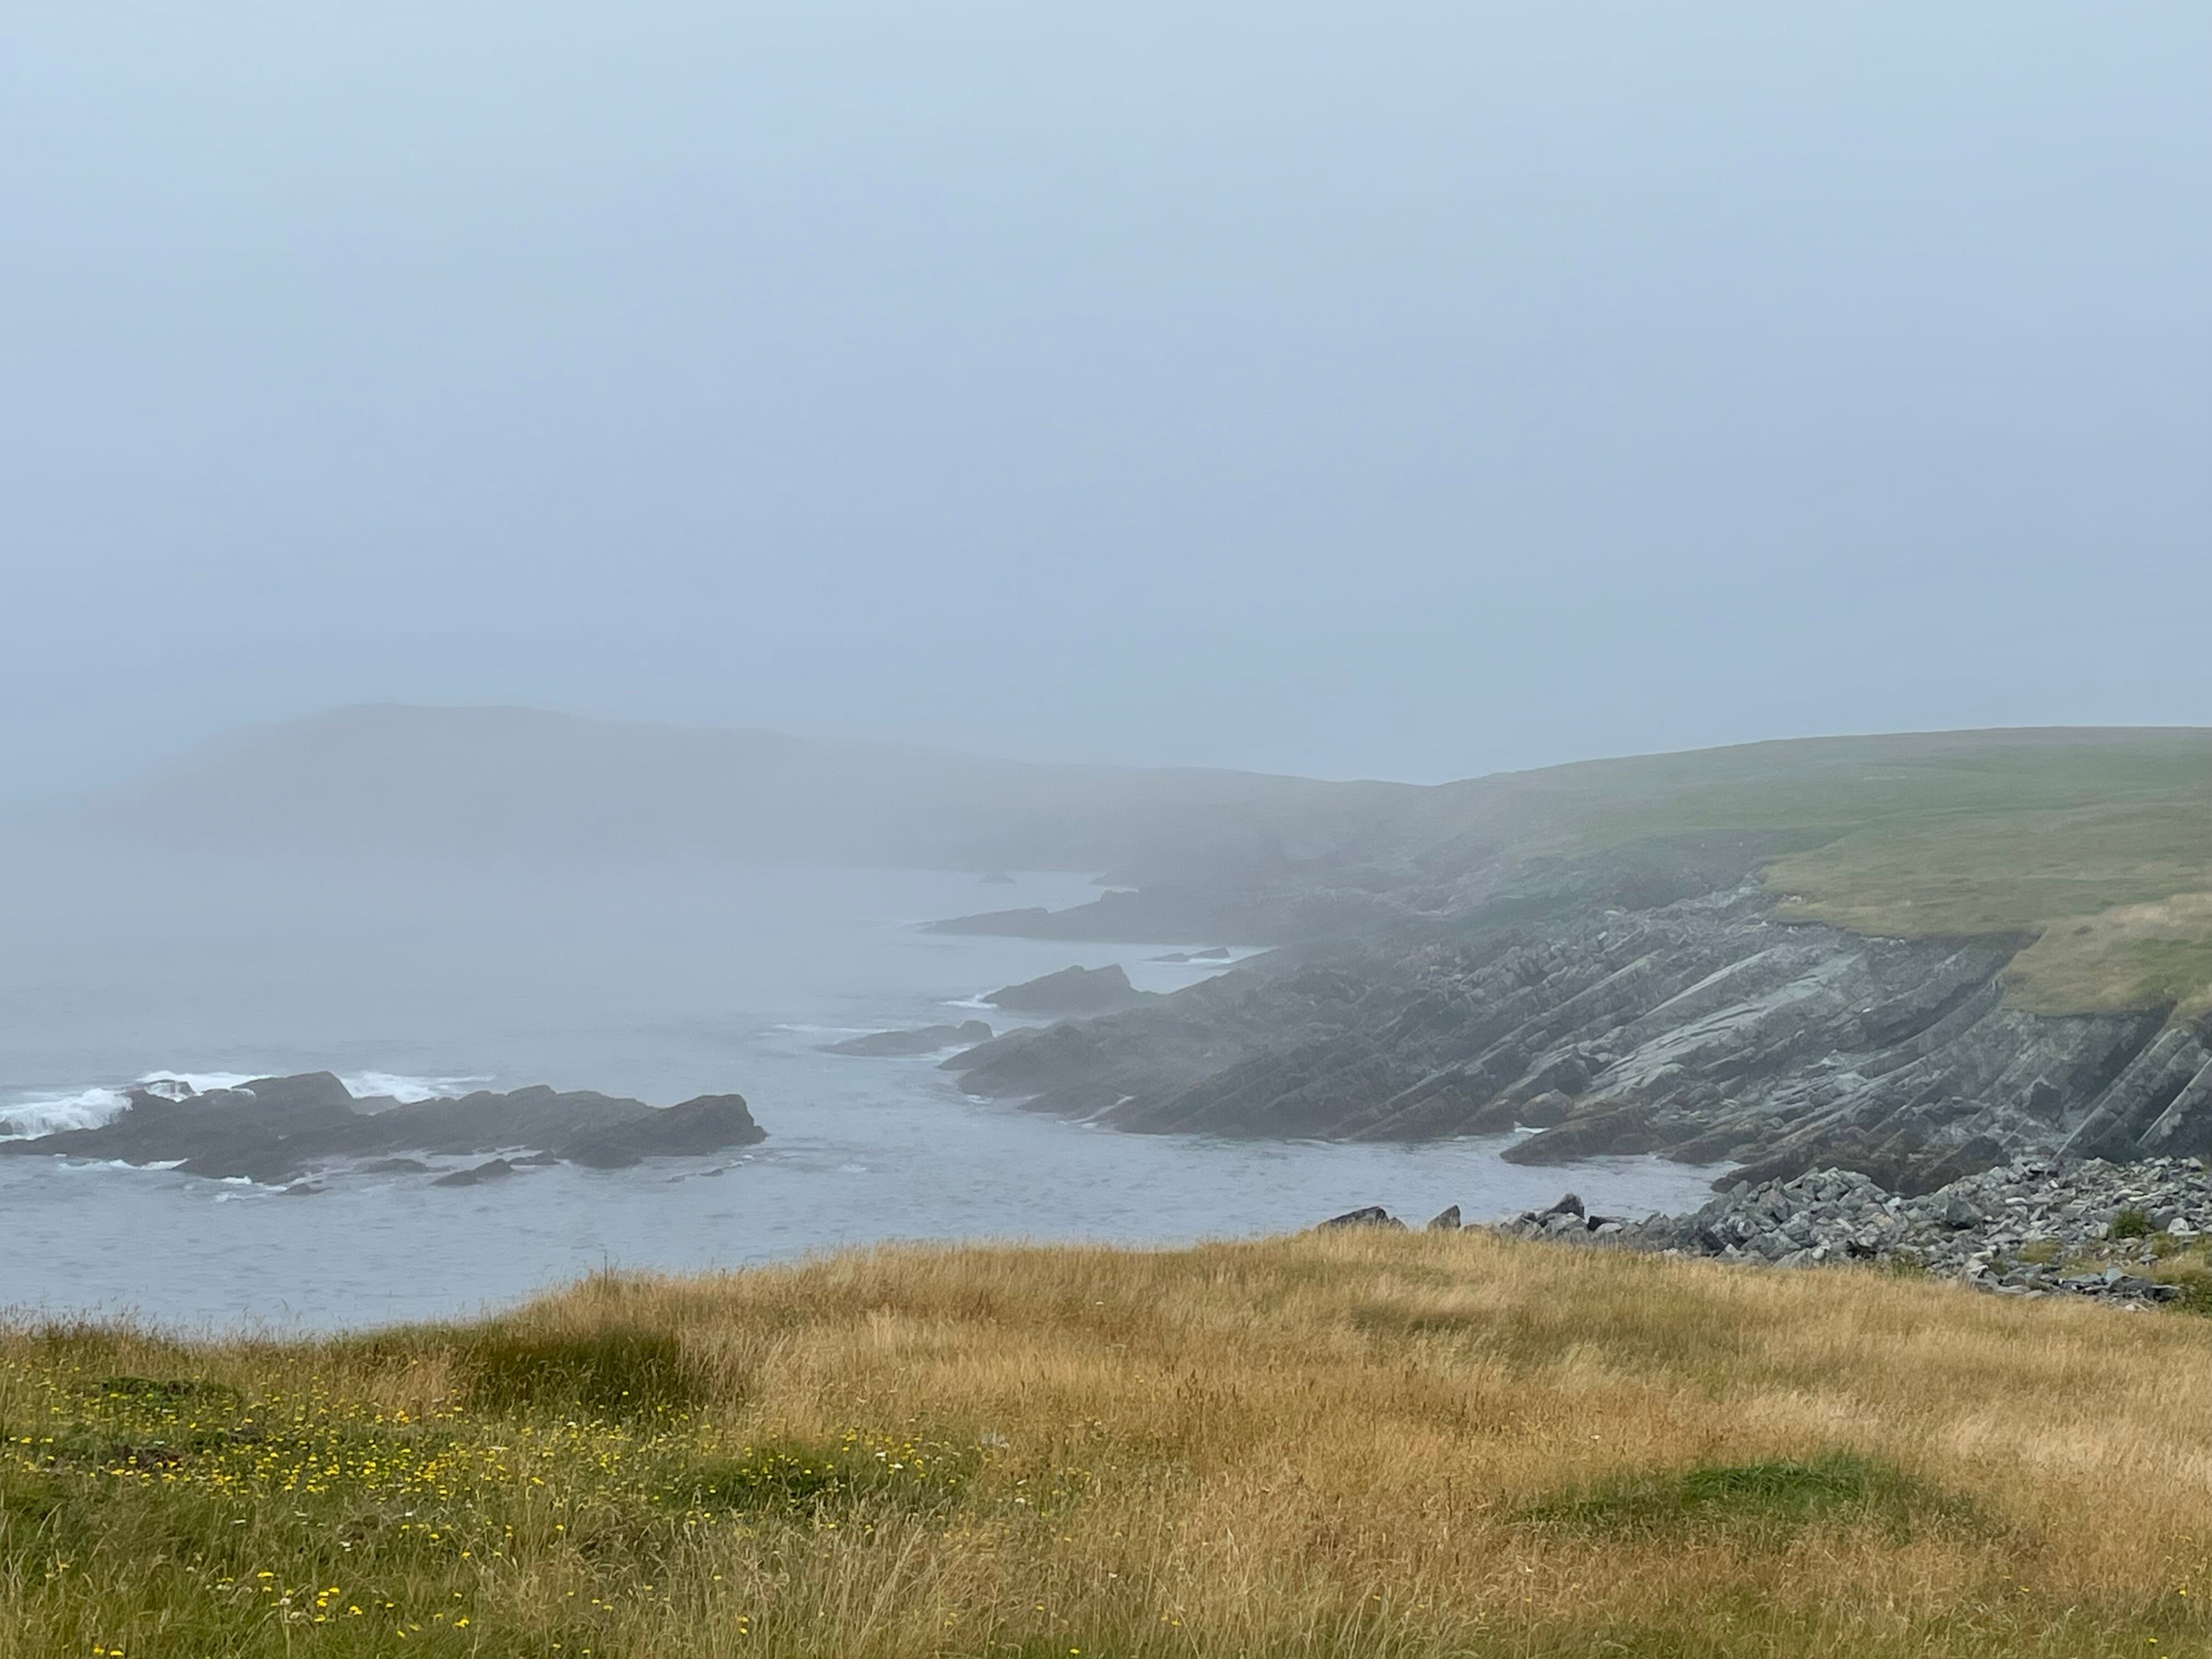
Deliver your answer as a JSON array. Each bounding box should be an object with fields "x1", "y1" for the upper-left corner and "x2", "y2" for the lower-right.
[
  {"x1": 86, "y1": 704, "x2": 1422, "y2": 882},
  {"x1": 85, "y1": 709, "x2": 2210, "y2": 1012}
]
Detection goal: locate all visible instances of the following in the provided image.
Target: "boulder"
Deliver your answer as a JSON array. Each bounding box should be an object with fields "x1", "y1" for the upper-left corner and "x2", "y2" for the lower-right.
[
  {"x1": 1518, "y1": 1091, "x2": 1574, "y2": 1127},
  {"x1": 1426, "y1": 1204, "x2": 1463, "y2": 1231},
  {"x1": 1315, "y1": 1206, "x2": 1406, "y2": 1231},
  {"x1": 1941, "y1": 1193, "x2": 1986, "y2": 1229}
]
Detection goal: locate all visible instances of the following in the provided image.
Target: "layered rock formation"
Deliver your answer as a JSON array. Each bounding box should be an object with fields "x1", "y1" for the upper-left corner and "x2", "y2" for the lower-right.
[
  {"x1": 0, "y1": 1073, "x2": 765, "y2": 1184},
  {"x1": 943, "y1": 877, "x2": 2212, "y2": 1190}
]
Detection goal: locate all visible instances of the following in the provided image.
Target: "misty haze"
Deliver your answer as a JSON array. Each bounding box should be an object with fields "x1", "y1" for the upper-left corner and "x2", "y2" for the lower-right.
[{"x1": 2, "y1": 5, "x2": 2208, "y2": 1657}]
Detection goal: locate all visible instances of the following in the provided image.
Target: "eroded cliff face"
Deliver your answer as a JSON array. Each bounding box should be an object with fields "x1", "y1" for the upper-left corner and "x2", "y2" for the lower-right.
[{"x1": 944, "y1": 882, "x2": 2212, "y2": 1192}]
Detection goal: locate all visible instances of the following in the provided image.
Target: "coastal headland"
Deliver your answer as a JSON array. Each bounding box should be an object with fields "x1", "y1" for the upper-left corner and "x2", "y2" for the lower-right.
[{"x1": 80, "y1": 709, "x2": 2212, "y2": 1192}]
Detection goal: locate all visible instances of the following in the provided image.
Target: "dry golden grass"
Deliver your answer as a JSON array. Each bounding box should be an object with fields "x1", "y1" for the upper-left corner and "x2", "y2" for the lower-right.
[{"x1": 11, "y1": 1230, "x2": 2212, "y2": 1656}]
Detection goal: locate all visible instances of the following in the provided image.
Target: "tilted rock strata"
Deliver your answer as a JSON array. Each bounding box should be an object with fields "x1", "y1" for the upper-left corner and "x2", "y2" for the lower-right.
[{"x1": 944, "y1": 883, "x2": 2212, "y2": 1188}]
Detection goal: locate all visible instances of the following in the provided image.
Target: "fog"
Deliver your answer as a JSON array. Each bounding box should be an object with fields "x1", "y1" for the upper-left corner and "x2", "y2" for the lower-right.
[{"x1": 4, "y1": 1, "x2": 2208, "y2": 802}]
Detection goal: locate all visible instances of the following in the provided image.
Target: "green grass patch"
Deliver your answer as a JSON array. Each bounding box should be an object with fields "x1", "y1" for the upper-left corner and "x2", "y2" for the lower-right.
[
  {"x1": 91, "y1": 1374, "x2": 246, "y2": 1408},
  {"x1": 669, "y1": 1430, "x2": 976, "y2": 1520},
  {"x1": 2146, "y1": 1249, "x2": 2212, "y2": 1316},
  {"x1": 1514, "y1": 1452, "x2": 1974, "y2": 1544},
  {"x1": 462, "y1": 1328, "x2": 702, "y2": 1423},
  {"x1": 2110, "y1": 1209, "x2": 2154, "y2": 1241}
]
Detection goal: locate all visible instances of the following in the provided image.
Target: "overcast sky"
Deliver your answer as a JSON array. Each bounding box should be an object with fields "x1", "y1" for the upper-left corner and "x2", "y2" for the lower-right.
[{"x1": 3, "y1": 1, "x2": 2206, "y2": 800}]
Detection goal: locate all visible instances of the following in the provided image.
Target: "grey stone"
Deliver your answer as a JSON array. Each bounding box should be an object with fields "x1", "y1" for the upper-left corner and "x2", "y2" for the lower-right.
[{"x1": 1316, "y1": 1205, "x2": 1405, "y2": 1230}]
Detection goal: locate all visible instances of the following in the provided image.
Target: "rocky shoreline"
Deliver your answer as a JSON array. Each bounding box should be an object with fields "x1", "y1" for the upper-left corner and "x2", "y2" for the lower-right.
[
  {"x1": 1331, "y1": 1155, "x2": 2212, "y2": 1310},
  {"x1": 936, "y1": 864, "x2": 2212, "y2": 1194}
]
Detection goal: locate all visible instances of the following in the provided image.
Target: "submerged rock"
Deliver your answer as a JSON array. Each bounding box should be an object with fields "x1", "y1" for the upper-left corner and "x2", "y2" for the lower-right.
[
  {"x1": 433, "y1": 1158, "x2": 517, "y2": 1188},
  {"x1": 820, "y1": 1020, "x2": 992, "y2": 1057}
]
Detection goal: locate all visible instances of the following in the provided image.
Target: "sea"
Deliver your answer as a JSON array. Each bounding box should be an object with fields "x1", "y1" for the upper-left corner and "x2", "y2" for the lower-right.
[{"x1": 0, "y1": 843, "x2": 1725, "y2": 1330}]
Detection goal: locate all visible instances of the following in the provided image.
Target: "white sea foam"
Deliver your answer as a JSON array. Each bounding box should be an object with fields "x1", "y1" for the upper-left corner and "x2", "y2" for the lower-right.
[
  {"x1": 137, "y1": 1071, "x2": 262, "y2": 1098},
  {"x1": 340, "y1": 1072, "x2": 490, "y2": 1103},
  {"x1": 139, "y1": 1068, "x2": 487, "y2": 1104},
  {"x1": 0, "y1": 1087, "x2": 131, "y2": 1138},
  {"x1": 0, "y1": 1069, "x2": 490, "y2": 1139}
]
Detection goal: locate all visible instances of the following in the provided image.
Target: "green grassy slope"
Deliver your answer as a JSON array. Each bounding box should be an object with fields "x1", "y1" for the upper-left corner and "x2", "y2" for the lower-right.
[{"x1": 1437, "y1": 727, "x2": 2212, "y2": 1015}]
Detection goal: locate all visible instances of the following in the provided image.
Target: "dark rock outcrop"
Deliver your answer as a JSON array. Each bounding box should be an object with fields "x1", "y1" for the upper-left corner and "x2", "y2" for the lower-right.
[
  {"x1": 984, "y1": 964, "x2": 1158, "y2": 1018},
  {"x1": 819, "y1": 1020, "x2": 992, "y2": 1057},
  {"x1": 561, "y1": 1093, "x2": 764, "y2": 1169},
  {"x1": 0, "y1": 1074, "x2": 765, "y2": 1184}
]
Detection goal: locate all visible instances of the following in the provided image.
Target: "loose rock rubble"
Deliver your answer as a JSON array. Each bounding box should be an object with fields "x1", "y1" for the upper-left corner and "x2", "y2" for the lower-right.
[
  {"x1": 1321, "y1": 1156, "x2": 2212, "y2": 1309},
  {"x1": 1496, "y1": 1156, "x2": 2212, "y2": 1307}
]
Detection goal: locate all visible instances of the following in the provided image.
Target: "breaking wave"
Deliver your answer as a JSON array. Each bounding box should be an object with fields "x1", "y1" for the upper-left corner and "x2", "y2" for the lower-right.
[
  {"x1": 0, "y1": 1069, "x2": 492, "y2": 1138},
  {"x1": 0, "y1": 1087, "x2": 131, "y2": 1138}
]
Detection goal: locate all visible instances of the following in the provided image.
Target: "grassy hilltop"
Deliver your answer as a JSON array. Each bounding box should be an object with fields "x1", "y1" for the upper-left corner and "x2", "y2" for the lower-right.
[
  {"x1": 12, "y1": 1234, "x2": 2212, "y2": 1658},
  {"x1": 1452, "y1": 726, "x2": 2212, "y2": 1017}
]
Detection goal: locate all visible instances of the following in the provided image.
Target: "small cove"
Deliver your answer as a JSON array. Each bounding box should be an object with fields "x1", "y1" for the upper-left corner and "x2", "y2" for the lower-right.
[{"x1": 0, "y1": 848, "x2": 1724, "y2": 1328}]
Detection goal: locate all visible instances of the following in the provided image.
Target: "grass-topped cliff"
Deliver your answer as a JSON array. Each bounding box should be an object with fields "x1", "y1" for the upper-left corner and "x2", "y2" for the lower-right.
[
  {"x1": 10, "y1": 1233, "x2": 2212, "y2": 1657},
  {"x1": 1459, "y1": 727, "x2": 2212, "y2": 1017}
]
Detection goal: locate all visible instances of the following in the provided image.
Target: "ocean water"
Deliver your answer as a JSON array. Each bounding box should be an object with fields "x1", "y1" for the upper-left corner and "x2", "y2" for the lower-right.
[{"x1": 0, "y1": 844, "x2": 1724, "y2": 1330}]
